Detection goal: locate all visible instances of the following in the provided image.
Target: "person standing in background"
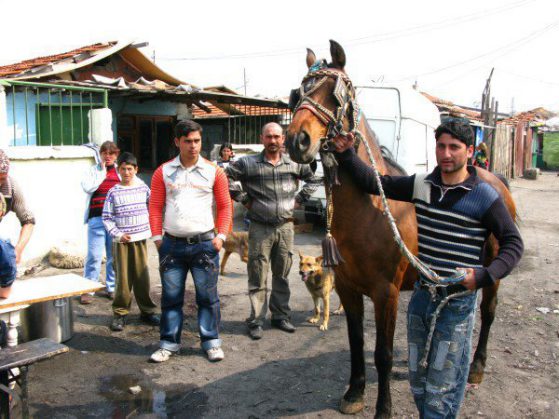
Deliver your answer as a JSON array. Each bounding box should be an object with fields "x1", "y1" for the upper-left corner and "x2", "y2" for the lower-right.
[{"x1": 81, "y1": 141, "x2": 120, "y2": 304}]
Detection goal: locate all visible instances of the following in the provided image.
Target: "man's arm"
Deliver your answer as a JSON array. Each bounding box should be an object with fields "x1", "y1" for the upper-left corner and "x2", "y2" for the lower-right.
[
  {"x1": 336, "y1": 147, "x2": 415, "y2": 202},
  {"x1": 81, "y1": 164, "x2": 106, "y2": 193},
  {"x1": 213, "y1": 167, "x2": 233, "y2": 251},
  {"x1": 102, "y1": 191, "x2": 125, "y2": 242},
  {"x1": 10, "y1": 178, "x2": 35, "y2": 263},
  {"x1": 469, "y1": 198, "x2": 523, "y2": 289},
  {"x1": 225, "y1": 158, "x2": 250, "y2": 205},
  {"x1": 149, "y1": 166, "x2": 165, "y2": 248},
  {"x1": 14, "y1": 223, "x2": 33, "y2": 265}
]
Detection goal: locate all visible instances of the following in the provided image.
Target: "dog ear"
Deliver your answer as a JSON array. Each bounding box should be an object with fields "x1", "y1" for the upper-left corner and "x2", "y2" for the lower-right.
[
  {"x1": 316, "y1": 255, "x2": 323, "y2": 264},
  {"x1": 298, "y1": 250, "x2": 303, "y2": 259}
]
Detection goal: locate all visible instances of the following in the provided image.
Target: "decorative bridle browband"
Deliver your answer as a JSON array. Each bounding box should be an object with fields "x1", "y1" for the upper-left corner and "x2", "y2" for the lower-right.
[{"x1": 289, "y1": 65, "x2": 361, "y2": 151}]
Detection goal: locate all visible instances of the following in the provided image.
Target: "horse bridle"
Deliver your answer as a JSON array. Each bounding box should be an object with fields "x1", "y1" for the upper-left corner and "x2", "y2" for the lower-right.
[{"x1": 288, "y1": 64, "x2": 361, "y2": 151}]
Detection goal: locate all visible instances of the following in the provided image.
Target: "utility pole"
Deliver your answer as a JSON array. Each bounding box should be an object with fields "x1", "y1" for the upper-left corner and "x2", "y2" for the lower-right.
[
  {"x1": 481, "y1": 68, "x2": 498, "y2": 171},
  {"x1": 243, "y1": 68, "x2": 247, "y2": 96}
]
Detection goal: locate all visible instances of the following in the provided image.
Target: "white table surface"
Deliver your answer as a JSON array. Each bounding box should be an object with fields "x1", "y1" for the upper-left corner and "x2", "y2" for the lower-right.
[{"x1": 0, "y1": 273, "x2": 103, "y2": 310}]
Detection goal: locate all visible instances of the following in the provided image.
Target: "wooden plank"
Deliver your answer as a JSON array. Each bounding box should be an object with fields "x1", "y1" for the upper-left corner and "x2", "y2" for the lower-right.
[
  {"x1": 0, "y1": 274, "x2": 103, "y2": 310},
  {"x1": 0, "y1": 338, "x2": 68, "y2": 371}
]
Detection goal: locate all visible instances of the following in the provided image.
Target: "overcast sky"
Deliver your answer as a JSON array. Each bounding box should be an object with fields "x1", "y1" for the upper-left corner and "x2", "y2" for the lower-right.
[{"x1": 1, "y1": 0, "x2": 557, "y2": 113}]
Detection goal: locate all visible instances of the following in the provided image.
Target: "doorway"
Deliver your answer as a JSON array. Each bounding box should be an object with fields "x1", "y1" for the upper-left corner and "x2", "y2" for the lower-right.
[{"x1": 117, "y1": 115, "x2": 175, "y2": 171}]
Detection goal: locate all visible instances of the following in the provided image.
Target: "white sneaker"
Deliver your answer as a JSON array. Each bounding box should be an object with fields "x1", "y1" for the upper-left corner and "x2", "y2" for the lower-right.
[
  {"x1": 206, "y1": 347, "x2": 224, "y2": 362},
  {"x1": 150, "y1": 348, "x2": 174, "y2": 363}
]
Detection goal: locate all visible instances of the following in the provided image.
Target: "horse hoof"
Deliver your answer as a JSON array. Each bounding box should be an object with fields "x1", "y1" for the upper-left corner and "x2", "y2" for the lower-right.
[
  {"x1": 467, "y1": 371, "x2": 484, "y2": 385},
  {"x1": 340, "y1": 398, "x2": 364, "y2": 414}
]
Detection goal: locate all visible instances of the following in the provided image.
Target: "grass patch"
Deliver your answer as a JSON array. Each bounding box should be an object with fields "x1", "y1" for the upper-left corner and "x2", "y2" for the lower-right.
[{"x1": 544, "y1": 132, "x2": 559, "y2": 169}]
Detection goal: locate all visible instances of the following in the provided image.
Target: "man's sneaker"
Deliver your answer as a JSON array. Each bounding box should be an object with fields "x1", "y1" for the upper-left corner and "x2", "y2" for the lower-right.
[
  {"x1": 248, "y1": 325, "x2": 263, "y2": 340},
  {"x1": 206, "y1": 347, "x2": 224, "y2": 362},
  {"x1": 110, "y1": 315, "x2": 126, "y2": 332},
  {"x1": 140, "y1": 313, "x2": 161, "y2": 326},
  {"x1": 150, "y1": 348, "x2": 174, "y2": 363},
  {"x1": 271, "y1": 319, "x2": 296, "y2": 333}
]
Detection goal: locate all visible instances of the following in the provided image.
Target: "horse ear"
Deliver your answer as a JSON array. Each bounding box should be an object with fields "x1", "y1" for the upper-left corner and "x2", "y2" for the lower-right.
[
  {"x1": 329, "y1": 39, "x2": 346, "y2": 69},
  {"x1": 306, "y1": 48, "x2": 317, "y2": 68}
]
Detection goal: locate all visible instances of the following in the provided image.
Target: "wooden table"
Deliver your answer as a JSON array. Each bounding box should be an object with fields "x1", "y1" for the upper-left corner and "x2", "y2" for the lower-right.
[{"x1": 0, "y1": 274, "x2": 103, "y2": 347}]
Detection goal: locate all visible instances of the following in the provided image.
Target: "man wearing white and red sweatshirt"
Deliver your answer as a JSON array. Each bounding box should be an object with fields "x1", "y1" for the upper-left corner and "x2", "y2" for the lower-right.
[{"x1": 149, "y1": 120, "x2": 232, "y2": 363}]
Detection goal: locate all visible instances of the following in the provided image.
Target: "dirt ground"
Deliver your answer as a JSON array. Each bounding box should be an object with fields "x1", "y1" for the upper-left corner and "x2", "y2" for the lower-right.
[{"x1": 15, "y1": 172, "x2": 559, "y2": 418}]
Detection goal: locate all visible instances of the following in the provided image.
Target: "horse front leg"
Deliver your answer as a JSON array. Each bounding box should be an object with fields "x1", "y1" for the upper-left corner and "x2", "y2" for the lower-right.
[
  {"x1": 337, "y1": 280, "x2": 366, "y2": 414},
  {"x1": 372, "y1": 283, "x2": 399, "y2": 419},
  {"x1": 468, "y1": 281, "x2": 499, "y2": 384}
]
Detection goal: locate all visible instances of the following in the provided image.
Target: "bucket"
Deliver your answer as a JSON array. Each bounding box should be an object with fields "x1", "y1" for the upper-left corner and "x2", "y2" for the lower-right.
[{"x1": 19, "y1": 297, "x2": 74, "y2": 343}]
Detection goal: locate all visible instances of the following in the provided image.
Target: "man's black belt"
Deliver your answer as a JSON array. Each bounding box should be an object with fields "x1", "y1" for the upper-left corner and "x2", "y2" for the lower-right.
[
  {"x1": 420, "y1": 283, "x2": 467, "y2": 298},
  {"x1": 164, "y1": 230, "x2": 215, "y2": 245}
]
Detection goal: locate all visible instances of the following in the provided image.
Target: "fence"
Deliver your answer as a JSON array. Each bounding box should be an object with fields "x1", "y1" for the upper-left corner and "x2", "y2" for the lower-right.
[
  {"x1": 491, "y1": 124, "x2": 514, "y2": 178},
  {"x1": 1, "y1": 80, "x2": 108, "y2": 146}
]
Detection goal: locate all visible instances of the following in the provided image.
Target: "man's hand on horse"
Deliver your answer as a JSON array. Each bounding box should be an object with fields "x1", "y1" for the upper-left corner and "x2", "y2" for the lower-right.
[
  {"x1": 333, "y1": 132, "x2": 355, "y2": 153},
  {"x1": 459, "y1": 267, "x2": 477, "y2": 290}
]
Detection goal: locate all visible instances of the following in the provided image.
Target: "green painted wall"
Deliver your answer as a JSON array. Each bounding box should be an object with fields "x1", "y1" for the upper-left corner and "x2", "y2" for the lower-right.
[{"x1": 543, "y1": 132, "x2": 559, "y2": 169}]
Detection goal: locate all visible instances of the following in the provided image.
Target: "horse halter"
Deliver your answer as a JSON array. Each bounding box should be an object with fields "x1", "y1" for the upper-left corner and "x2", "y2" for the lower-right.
[{"x1": 288, "y1": 64, "x2": 361, "y2": 151}]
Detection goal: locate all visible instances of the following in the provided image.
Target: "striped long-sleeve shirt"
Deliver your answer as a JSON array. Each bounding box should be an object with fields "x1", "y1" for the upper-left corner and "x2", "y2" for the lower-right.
[
  {"x1": 102, "y1": 179, "x2": 151, "y2": 242},
  {"x1": 225, "y1": 152, "x2": 321, "y2": 226},
  {"x1": 337, "y1": 148, "x2": 523, "y2": 289},
  {"x1": 149, "y1": 155, "x2": 232, "y2": 240},
  {"x1": 0, "y1": 176, "x2": 35, "y2": 225}
]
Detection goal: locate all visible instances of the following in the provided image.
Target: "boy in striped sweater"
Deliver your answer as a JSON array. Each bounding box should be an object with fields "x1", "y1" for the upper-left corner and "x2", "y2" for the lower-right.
[
  {"x1": 103, "y1": 152, "x2": 159, "y2": 332},
  {"x1": 333, "y1": 119, "x2": 523, "y2": 418}
]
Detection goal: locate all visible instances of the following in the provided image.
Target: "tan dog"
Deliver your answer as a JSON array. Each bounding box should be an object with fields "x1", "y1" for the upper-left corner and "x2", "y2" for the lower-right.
[
  {"x1": 298, "y1": 252, "x2": 343, "y2": 330},
  {"x1": 220, "y1": 231, "x2": 249, "y2": 275}
]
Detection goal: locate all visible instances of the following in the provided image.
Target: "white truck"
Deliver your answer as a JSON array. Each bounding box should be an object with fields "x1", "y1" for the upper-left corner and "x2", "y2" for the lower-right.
[{"x1": 303, "y1": 84, "x2": 441, "y2": 224}]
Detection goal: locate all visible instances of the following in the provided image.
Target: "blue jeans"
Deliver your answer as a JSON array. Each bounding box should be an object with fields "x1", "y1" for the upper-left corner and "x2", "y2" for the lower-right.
[
  {"x1": 84, "y1": 216, "x2": 115, "y2": 292},
  {"x1": 0, "y1": 239, "x2": 16, "y2": 288},
  {"x1": 158, "y1": 236, "x2": 221, "y2": 352},
  {"x1": 407, "y1": 284, "x2": 477, "y2": 419}
]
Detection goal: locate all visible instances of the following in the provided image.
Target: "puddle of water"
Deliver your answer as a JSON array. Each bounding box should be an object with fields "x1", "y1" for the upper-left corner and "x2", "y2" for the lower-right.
[{"x1": 98, "y1": 374, "x2": 208, "y2": 418}]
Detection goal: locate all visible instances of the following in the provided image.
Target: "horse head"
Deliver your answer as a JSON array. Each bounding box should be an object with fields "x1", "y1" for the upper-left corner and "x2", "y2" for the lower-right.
[{"x1": 286, "y1": 40, "x2": 359, "y2": 164}]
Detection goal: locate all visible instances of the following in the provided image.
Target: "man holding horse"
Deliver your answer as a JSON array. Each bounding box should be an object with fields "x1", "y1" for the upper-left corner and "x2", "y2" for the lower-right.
[
  {"x1": 226, "y1": 122, "x2": 320, "y2": 340},
  {"x1": 333, "y1": 119, "x2": 523, "y2": 418}
]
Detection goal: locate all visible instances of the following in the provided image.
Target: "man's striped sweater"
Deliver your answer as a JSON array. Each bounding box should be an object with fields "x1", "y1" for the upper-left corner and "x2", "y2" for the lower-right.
[{"x1": 337, "y1": 148, "x2": 523, "y2": 289}]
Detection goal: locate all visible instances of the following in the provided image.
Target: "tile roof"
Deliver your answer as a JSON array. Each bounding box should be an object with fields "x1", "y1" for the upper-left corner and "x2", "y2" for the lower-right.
[
  {"x1": 0, "y1": 42, "x2": 117, "y2": 78},
  {"x1": 192, "y1": 103, "x2": 289, "y2": 119}
]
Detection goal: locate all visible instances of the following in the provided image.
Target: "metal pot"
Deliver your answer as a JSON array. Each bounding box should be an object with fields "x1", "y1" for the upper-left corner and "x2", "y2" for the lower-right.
[{"x1": 19, "y1": 297, "x2": 74, "y2": 343}]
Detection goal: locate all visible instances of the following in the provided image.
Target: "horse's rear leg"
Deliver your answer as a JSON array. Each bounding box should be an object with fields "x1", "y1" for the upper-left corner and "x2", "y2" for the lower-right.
[
  {"x1": 468, "y1": 281, "x2": 499, "y2": 384},
  {"x1": 337, "y1": 281, "x2": 365, "y2": 414},
  {"x1": 372, "y1": 283, "x2": 399, "y2": 419}
]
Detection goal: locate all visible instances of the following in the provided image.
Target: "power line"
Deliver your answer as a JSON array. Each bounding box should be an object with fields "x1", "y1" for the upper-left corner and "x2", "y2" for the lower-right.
[
  {"x1": 387, "y1": 20, "x2": 559, "y2": 84},
  {"x1": 158, "y1": 0, "x2": 538, "y2": 61}
]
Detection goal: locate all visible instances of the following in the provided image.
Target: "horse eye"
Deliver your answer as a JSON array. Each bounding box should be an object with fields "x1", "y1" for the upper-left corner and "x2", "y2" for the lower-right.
[{"x1": 304, "y1": 81, "x2": 314, "y2": 92}]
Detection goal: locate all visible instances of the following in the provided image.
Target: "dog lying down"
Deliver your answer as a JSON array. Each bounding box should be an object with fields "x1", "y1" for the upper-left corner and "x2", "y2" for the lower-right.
[
  {"x1": 220, "y1": 231, "x2": 249, "y2": 275},
  {"x1": 298, "y1": 252, "x2": 344, "y2": 331}
]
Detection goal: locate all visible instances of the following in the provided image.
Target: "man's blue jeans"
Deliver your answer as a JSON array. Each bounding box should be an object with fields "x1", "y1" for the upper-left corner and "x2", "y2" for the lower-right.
[
  {"x1": 158, "y1": 236, "x2": 221, "y2": 352},
  {"x1": 0, "y1": 239, "x2": 16, "y2": 288},
  {"x1": 407, "y1": 284, "x2": 477, "y2": 419},
  {"x1": 84, "y1": 216, "x2": 115, "y2": 292}
]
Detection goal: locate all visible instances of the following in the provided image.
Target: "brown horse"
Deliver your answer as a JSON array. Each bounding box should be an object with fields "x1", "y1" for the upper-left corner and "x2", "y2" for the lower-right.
[{"x1": 285, "y1": 40, "x2": 515, "y2": 418}]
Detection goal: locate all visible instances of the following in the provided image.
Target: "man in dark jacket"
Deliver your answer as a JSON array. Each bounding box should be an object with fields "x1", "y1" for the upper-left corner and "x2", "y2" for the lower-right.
[{"x1": 333, "y1": 119, "x2": 523, "y2": 418}]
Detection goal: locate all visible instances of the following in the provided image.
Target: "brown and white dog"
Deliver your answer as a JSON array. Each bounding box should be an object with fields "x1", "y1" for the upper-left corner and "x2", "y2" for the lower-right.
[
  {"x1": 298, "y1": 252, "x2": 343, "y2": 330},
  {"x1": 220, "y1": 231, "x2": 249, "y2": 275}
]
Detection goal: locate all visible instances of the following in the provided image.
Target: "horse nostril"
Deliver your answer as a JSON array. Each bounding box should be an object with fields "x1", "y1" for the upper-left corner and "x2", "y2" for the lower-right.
[{"x1": 298, "y1": 131, "x2": 311, "y2": 149}]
